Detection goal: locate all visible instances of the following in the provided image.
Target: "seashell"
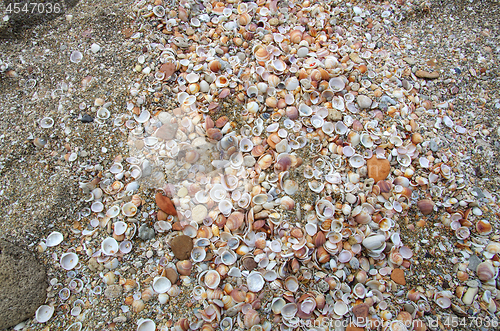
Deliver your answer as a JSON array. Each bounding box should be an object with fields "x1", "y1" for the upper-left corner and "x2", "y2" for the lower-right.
[
  {"x1": 239, "y1": 12, "x2": 251, "y2": 26},
  {"x1": 244, "y1": 309, "x2": 261, "y2": 328},
  {"x1": 226, "y1": 212, "x2": 244, "y2": 230},
  {"x1": 349, "y1": 154, "x2": 365, "y2": 168},
  {"x1": 477, "y1": 262, "x2": 496, "y2": 282},
  {"x1": 417, "y1": 199, "x2": 434, "y2": 215},
  {"x1": 271, "y1": 297, "x2": 286, "y2": 314},
  {"x1": 254, "y1": 46, "x2": 270, "y2": 62},
  {"x1": 221, "y1": 249, "x2": 237, "y2": 265},
  {"x1": 353, "y1": 283, "x2": 366, "y2": 298},
  {"x1": 397, "y1": 154, "x2": 411, "y2": 167},
  {"x1": 476, "y1": 219, "x2": 492, "y2": 235},
  {"x1": 486, "y1": 242, "x2": 500, "y2": 255},
  {"x1": 120, "y1": 240, "x2": 133, "y2": 254},
  {"x1": 101, "y1": 237, "x2": 119, "y2": 255},
  {"x1": 333, "y1": 301, "x2": 348, "y2": 316},
  {"x1": 455, "y1": 226, "x2": 470, "y2": 240},
  {"x1": 329, "y1": 77, "x2": 345, "y2": 92},
  {"x1": 35, "y1": 305, "x2": 54, "y2": 323},
  {"x1": 240, "y1": 138, "x2": 254, "y2": 152},
  {"x1": 298, "y1": 103, "x2": 312, "y2": 117},
  {"x1": 91, "y1": 201, "x2": 104, "y2": 213},
  {"x1": 215, "y1": 75, "x2": 229, "y2": 88},
  {"x1": 247, "y1": 272, "x2": 265, "y2": 292},
  {"x1": 137, "y1": 318, "x2": 156, "y2": 331},
  {"x1": 153, "y1": 276, "x2": 172, "y2": 294},
  {"x1": 205, "y1": 270, "x2": 221, "y2": 289},
  {"x1": 285, "y1": 77, "x2": 299, "y2": 91},
  {"x1": 46, "y1": 231, "x2": 64, "y2": 247},
  {"x1": 434, "y1": 292, "x2": 452, "y2": 309},
  {"x1": 113, "y1": 221, "x2": 127, "y2": 236},
  {"x1": 338, "y1": 250, "x2": 353, "y2": 263},
  {"x1": 158, "y1": 293, "x2": 169, "y2": 304},
  {"x1": 290, "y1": 30, "x2": 303, "y2": 43},
  {"x1": 134, "y1": 110, "x2": 150, "y2": 123},
  {"x1": 362, "y1": 235, "x2": 386, "y2": 250},
  {"x1": 283, "y1": 179, "x2": 299, "y2": 195},
  {"x1": 70, "y1": 51, "x2": 83, "y2": 63},
  {"x1": 176, "y1": 260, "x2": 192, "y2": 276},
  {"x1": 122, "y1": 201, "x2": 137, "y2": 217},
  {"x1": 284, "y1": 276, "x2": 299, "y2": 292},
  {"x1": 360, "y1": 133, "x2": 373, "y2": 148},
  {"x1": 209, "y1": 60, "x2": 221, "y2": 73},
  {"x1": 60, "y1": 252, "x2": 79, "y2": 270},
  {"x1": 281, "y1": 303, "x2": 297, "y2": 319}
]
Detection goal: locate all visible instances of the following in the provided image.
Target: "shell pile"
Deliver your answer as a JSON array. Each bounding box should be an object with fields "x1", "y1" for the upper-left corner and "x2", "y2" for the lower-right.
[{"x1": 33, "y1": 0, "x2": 500, "y2": 331}]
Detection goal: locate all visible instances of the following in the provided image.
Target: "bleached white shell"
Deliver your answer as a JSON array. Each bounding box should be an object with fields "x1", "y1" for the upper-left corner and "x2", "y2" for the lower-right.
[
  {"x1": 114, "y1": 221, "x2": 127, "y2": 236},
  {"x1": 106, "y1": 205, "x2": 120, "y2": 218},
  {"x1": 134, "y1": 110, "x2": 150, "y2": 123},
  {"x1": 247, "y1": 271, "x2": 265, "y2": 292},
  {"x1": 329, "y1": 77, "x2": 345, "y2": 91},
  {"x1": 97, "y1": 107, "x2": 110, "y2": 120},
  {"x1": 335, "y1": 121, "x2": 348, "y2": 134},
  {"x1": 360, "y1": 133, "x2": 373, "y2": 148},
  {"x1": 221, "y1": 249, "x2": 237, "y2": 265},
  {"x1": 240, "y1": 138, "x2": 254, "y2": 152},
  {"x1": 362, "y1": 235, "x2": 386, "y2": 250},
  {"x1": 137, "y1": 318, "x2": 156, "y2": 331},
  {"x1": 101, "y1": 237, "x2": 119, "y2": 255},
  {"x1": 60, "y1": 252, "x2": 79, "y2": 270},
  {"x1": 119, "y1": 240, "x2": 133, "y2": 254},
  {"x1": 91, "y1": 201, "x2": 104, "y2": 213},
  {"x1": 333, "y1": 301, "x2": 348, "y2": 316},
  {"x1": 397, "y1": 154, "x2": 411, "y2": 167},
  {"x1": 153, "y1": 276, "x2": 172, "y2": 293},
  {"x1": 191, "y1": 247, "x2": 207, "y2": 263},
  {"x1": 186, "y1": 72, "x2": 200, "y2": 83},
  {"x1": 298, "y1": 103, "x2": 312, "y2": 117},
  {"x1": 46, "y1": 232, "x2": 64, "y2": 247},
  {"x1": 35, "y1": 305, "x2": 54, "y2": 323},
  {"x1": 349, "y1": 154, "x2": 365, "y2": 168},
  {"x1": 281, "y1": 303, "x2": 297, "y2": 319}
]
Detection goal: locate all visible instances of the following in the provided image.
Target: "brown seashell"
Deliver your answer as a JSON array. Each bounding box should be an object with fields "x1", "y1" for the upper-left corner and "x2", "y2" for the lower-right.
[
  {"x1": 124, "y1": 295, "x2": 134, "y2": 305},
  {"x1": 216, "y1": 264, "x2": 229, "y2": 277},
  {"x1": 156, "y1": 192, "x2": 177, "y2": 216},
  {"x1": 132, "y1": 299, "x2": 145, "y2": 313},
  {"x1": 142, "y1": 287, "x2": 154, "y2": 302},
  {"x1": 175, "y1": 318, "x2": 189, "y2": 331},
  {"x1": 290, "y1": 258, "x2": 300, "y2": 273},
  {"x1": 289, "y1": 29, "x2": 303, "y2": 44},
  {"x1": 215, "y1": 115, "x2": 229, "y2": 128},
  {"x1": 417, "y1": 199, "x2": 434, "y2": 215},
  {"x1": 244, "y1": 309, "x2": 260, "y2": 328},
  {"x1": 251, "y1": 145, "x2": 265, "y2": 157},
  {"x1": 457, "y1": 270, "x2": 469, "y2": 282},
  {"x1": 245, "y1": 292, "x2": 258, "y2": 303},
  {"x1": 316, "y1": 246, "x2": 330, "y2": 264},
  {"x1": 476, "y1": 219, "x2": 492, "y2": 235},
  {"x1": 231, "y1": 288, "x2": 247, "y2": 302},
  {"x1": 411, "y1": 132, "x2": 423, "y2": 144},
  {"x1": 207, "y1": 128, "x2": 223, "y2": 140},
  {"x1": 176, "y1": 260, "x2": 193, "y2": 276},
  {"x1": 286, "y1": 106, "x2": 298, "y2": 120},
  {"x1": 352, "y1": 120, "x2": 363, "y2": 131},
  {"x1": 254, "y1": 47, "x2": 270, "y2": 61},
  {"x1": 227, "y1": 212, "x2": 244, "y2": 230},
  {"x1": 290, "y1": 227, "x2": 303, "y2": 239},
  {"x1": 314, "y1": 232, "x2": 326, "y2": 248},
  {"x1": 197, "y1": 226, "x2": 213, "y2": 239}
]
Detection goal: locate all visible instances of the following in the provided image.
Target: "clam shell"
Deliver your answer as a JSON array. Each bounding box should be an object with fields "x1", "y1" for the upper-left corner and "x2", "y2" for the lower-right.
[
  {"x1": 101, "y1": 237, "x2": 119, "y2": 255},
  {"x1": 137, "y1": 319, "x2": 156, "y2": 331},
  {"x1": 46, "y1": 231, "x2": 64, "y2": 247},
  {"x1": 152, "y1": 276, "x2": 172, "y2": 293},
  {"x1": 60, "y1": 252, "x2": 79, "y2": 270},
  {"x1": 247, "y1": 272, "x2": 265, "y2": 292},
  {"x1": 35, "y1": 305, "x2": 54, "y2": 323}
]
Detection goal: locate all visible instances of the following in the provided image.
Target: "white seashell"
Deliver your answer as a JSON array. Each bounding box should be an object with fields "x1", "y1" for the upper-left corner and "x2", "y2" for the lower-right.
[
  {"x1": 305, "y1": 223, "x2": 317, "y2": 236},
  {"x1": 360, "y1": 133, "x2": 373, "y2": 148},
  {"x1": 322, "y1": 122, "x2": 335, "y2": 135},
  {"x1": 284, "y1": 276, "x2": 299, "y2": 292},
  {"x1": 137, "y1": 318, "x2": 156, "y2": 331},
  {"x1": 186, "y1": 72, "x2": 200, "y2": 83},
  {"x1": 281, "y1": 303, "x2": 298, "y2": 319},
  {"x1": 122, "y1": 202, "x2": 138, "y2": 217},
  {"x1": 333, "y1": 301, "x2": 348, "y2": 316},
  {"x1": 101, "y1": 237, "x2": 119, "y2": 255},
  {"x1": 183, "y1": 225, "x2": 198, "y2": 238},
  {"x1": 329, "y1": 77, "x2": 345, "y2": 92},
  {"x1": 91, "y1": 201, "x2": 104, "y2": 213},
  {"x1": 153, "y1": 5, "x2": 165, "y2": 17},
  {"x1": 195, "y1": 190, "x2": 209, "y2": 204},
  {"x1": 338, "y1": 250, "x2": 352, "y2": 263},
  {"x1": 298, "y1": 104, "x2": 312, "y2": 117},
  {"x1": 252, "y1": 193, "x2": 268, "y2": 205},
  {"x1": 119, "y1": 240, "x2": 133, "y2": 254},
  {"x1": 335, "y1": 121, "x2": 348, "y2": 135},
  {"x1": 222, "y1": 175, "x2": 238, "y2": 191},
  {"x1": 390, "y1": 135, "x2": 403, "y2": 147},
  {"x1": 332, "y1": 96, "x2": 345, "y2": 111},
  {"x1": 247, "y1": 271, "x2": 265, "y2": 292},
  {"x1": 238, "y1": 193, "x2": 251, "y2": 208},
  {"x1": 97, "y1": 107, "x2": 110, "y2": 120},
  {"x1": 70, "y1": 51, "x2": 83, "y2": 63},
  {"x1": 36, "y1": 305, "x2": 54, "y2": 323},
  {"x1": 240, "y1": 138, "x2": 254, "y2": 152},
  {"x1": 342, "y1": 146, "x2": 355, "y2": 157},
  {"x1": 134, "y1": 110, "x2": 150, "y2": 123},
  {"x1": 285, "y1": 77, "x2": 299, "y2": 90},
  {"x1": 106, "y1": 205, "x2": 120, "y2": 218},
  {"x1": 221, "y1": 249, "x2": 237, "y2": 265},
  {"x1": 191, "y1": 247, "x2": 207, "y2": 262},
  {"x1": 362, "y1": 235, "x2": 385, "y2": 250},
  {"x1": 114, "y1": 221, "x2": 128, "y2": 236},
  {"x1": 311, "y1": 115, "x2": 324, "y2": 128},
  {"x1": 308, "y1": 180, "x2": 324, "y2": 193},
  {"x1": 349, "y1": 154, "x2": 365, "y2": 168},
  {"x1": 60, "y1": 252, "x2": 79, "y2": 270},
  {"x1": 228, "y1": 267, "x2": 241, "y2": 277},
  {"x1": 315, "y1": 199, "x2": 335, "y2": 220},
  {"x1": 419, "y1": 157, "x2": 430, "y2": 168},
  {"x1": 46, "y1": 232, "x2": 64, "y2": 247},
  {"x1": 397, "y1": 154, "x2": 411, "y2": 167},
  {"x1": 153, "y1": 276, "x2": 172, "y2": 293},
  {"x1": 219, "y1": 199, "x2": 233, "y2": 216}
]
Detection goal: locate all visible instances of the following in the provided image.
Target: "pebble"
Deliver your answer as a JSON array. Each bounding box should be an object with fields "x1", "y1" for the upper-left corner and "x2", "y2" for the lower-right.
[
  {"x1": 356, "y1": 94, "x2": 372, "y2": 109},
  {"x1": 429, "y1": 139, "x2": 439, "y2": 152},
  {"x1": 352, "y1": 303, "x2": 369, "y2": 319},
  {"x1": 366, "y1": 156, "x2": 391, "y2": 182},
  {"x1": 104, "y1": 284, "x2": 123, "y2": 299},
  {"x1": 467, "y1": 254, "x2": 482, "y2": 271},
  {"x1": 170, "y1": 235, "x2": 193, "y2": 260},
  {"x1": 81, "y1": 114, "x2": 94, "y2": 123},
  {"x1": 138, "y1": 224, "x2": 155, "y2": 241},
  {"x1": 391, "y1": 268, "x2": 406, "y2": 285},
  {"x1": 165, "y1": 268, "x2": 178, "y2": 284},
  {"x1": 415, "y1": 70, "x2": 440, "y2": 79}
]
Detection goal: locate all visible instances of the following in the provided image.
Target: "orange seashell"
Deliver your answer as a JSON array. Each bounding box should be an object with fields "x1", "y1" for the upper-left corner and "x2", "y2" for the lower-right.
[
  {"x1": 254, "y1": 46, "x2": 270, "y2": 61},
  {"x1": 209, "y1": 60, "x2": 221, "y2": 73},
  {"x1": 156, "y1": 192, "x2": 177, "y2": 216},
  {"x1": 239, "y1": 12, "x2": 251, "y2": 26},
  {"x1": 226, "y1": 212, "x2": 244, "y2": 230}
]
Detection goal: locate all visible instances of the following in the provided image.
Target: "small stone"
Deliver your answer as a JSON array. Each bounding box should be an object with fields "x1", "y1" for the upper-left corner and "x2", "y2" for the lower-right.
[
  {"x1": 138, "y1": 224, "x2": 155, "y2": 241},
  {"x1": 155, "y1": 192, "x2": 177, "y2": 216},
  {"x1": 391, "y1": 268, "x2": 406, "y2": 285},
  {"x1": 0, "y1": 239, "x2": 47, "y2": 329},
  {"x1": 159, "y1": 62, "x2": 176, "y2": 80},
  {"x1": 165, "y1": 268, "x2": 178, "y2": 284},
  {"x1": 352, "y1": 303, "x2": 369, "y2": 319},
  {"x1": 468, "y1": 254, "x2": 482, "y2": 271},
  {"x1": 356, "y1": 94, "x2": 372, "y2": 109},
  {"x1": 155, "y1": 123, "x2": 178, "y2": 141},
  {"x1": 170, "y1": 235, "x2": 193, "y2": 260},
  {"x1": 411, "y1": 132, "x2": 423, "y2": 144},
  {"x1": 104, "y1": 284, "x2": 123, "y2": 299},
  {"x1": 403, "y1": 57, "x2": 415, "y2": 65},
  {"x1": 327, "y1": 109, "x2": 343, "y2": 121},
  {"x1": 429, "y1": 139, "x2": 439, "y2": 152},
  {"x1": 81, "y1": 114, "x2": 94, "y2": 123},
  {"x1": 88, "y1": 257, "x2": 100, "y2": 271},
  {"x1": 346, "y1": 323, "x2": 364, "y2": 331},
  {"x1": 366, "y1": 156, "x2": 391, "y2": 182},
  {"x1": 415, "y1": 70, "x2": 439, "y2": 79}
]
